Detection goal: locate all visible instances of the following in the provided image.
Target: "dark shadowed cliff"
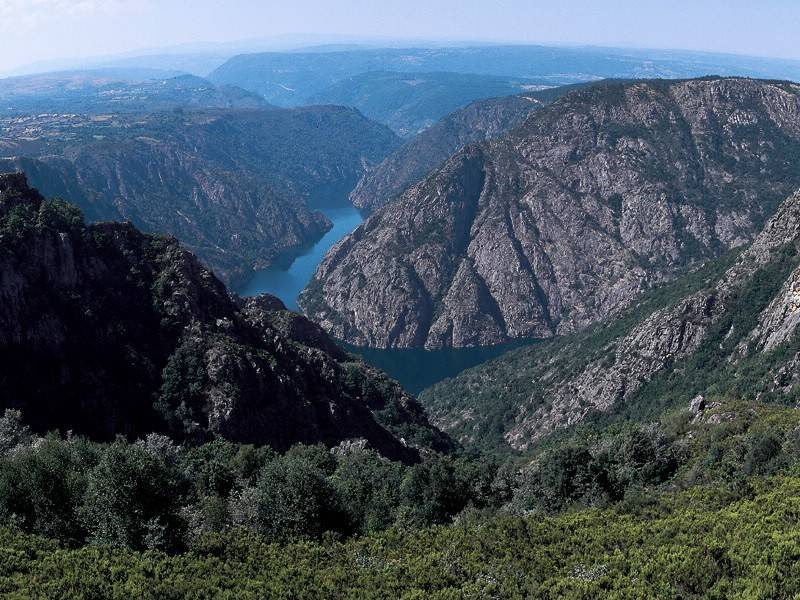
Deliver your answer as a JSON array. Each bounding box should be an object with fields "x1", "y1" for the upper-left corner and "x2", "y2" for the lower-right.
[{"x1": 0, "y1": 174, "x2": 449, "y2": 461}]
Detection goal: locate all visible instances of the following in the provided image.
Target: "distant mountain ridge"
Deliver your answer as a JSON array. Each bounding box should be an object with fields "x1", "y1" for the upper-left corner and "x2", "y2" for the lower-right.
[
  {"x1": 307, "y1": 70, "x2": 552, "y2": 137},
  {"x1": 301, "y1": 77, "x2": 800, "y2": 349},
  {"x1": 209, "y1": 45, "x2": 800, "y2": 106},
  {"x1": 0, "y1": 72, "x2": 267, "y2": 116}
]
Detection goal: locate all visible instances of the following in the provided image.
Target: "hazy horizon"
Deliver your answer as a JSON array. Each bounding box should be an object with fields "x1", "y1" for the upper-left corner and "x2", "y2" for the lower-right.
[{"x1": 1, "y1": 0, "x2": 799, "y2": 76}]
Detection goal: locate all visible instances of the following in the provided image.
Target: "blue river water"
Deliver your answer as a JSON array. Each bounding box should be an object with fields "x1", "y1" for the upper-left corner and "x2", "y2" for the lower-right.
[
  {"x1": 237, "y1": 203, "x2": 535, "y2": 393},
  {"x1": 237, "y1": 204, "x2": 364, "y2": 311}
]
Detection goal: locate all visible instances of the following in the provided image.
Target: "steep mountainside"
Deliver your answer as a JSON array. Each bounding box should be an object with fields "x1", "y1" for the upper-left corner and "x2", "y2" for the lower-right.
[
  {"x1": 307, "y1": 71, "x2": 551, "y2": 137},
  {"x1": 421, "y1": 188, "x2": 800, "y2": 452},
  {"x1": 301, "y1": 78, "x2": 800, "y2": 349},
  {"x1": 0, "y1": 174, "x2": 449, "y2": 461},
  {"x1": 209, "y1": 45, "x2": 800, "y2": 106},
  {"x1": 0, "y1": 107, "x2": 399, "y2": 285},
  {"x1": 0, "y1": 72, "x2": 267, "y2": 115},
  {"x1": 350, "y1": 84, "x2": 586, "y2": 212}
]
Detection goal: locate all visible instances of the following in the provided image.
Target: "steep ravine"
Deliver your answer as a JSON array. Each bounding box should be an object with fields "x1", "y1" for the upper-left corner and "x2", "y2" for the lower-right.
[{"x1": 0, "y1": 107, "x2": 399, "y2": 287}]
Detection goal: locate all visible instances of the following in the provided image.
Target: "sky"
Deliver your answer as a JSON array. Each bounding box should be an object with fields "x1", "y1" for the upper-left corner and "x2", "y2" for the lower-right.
[{"x1": 1, "y1": 0, "x2": 799, "y2": 74}]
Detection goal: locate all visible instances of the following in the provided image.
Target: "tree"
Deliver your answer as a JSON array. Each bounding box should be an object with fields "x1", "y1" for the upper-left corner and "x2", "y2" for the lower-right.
[
  {"x1": 330, "y1": 448, "x2": 404, "y2": 534},
  {"x1": 251, "y1": 456, "x2": 342, "y2": 542},
  {"x1": 0, "y1": 437, "x2": 90, "y2": 543},
  {"x1": 80, "y1": 441, "x2": 185, "y2": 551}
]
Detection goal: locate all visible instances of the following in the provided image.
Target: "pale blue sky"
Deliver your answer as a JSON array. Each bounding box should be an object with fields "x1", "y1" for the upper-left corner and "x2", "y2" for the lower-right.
[{"x1": 1, "y1": 0, "x2": 798, "y2": 73}]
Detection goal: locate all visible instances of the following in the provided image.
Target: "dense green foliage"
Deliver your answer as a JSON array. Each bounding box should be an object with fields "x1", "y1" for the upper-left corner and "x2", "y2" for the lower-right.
[
  {"x1": 2, "y1": 392, "x2": 800, "y2": 555},
  {"x1": 4, "y1": 473, "x2": 800, "y2": 598},
  {"x1": 0, "y1": 411, "x2": 497, "y2": 552}
]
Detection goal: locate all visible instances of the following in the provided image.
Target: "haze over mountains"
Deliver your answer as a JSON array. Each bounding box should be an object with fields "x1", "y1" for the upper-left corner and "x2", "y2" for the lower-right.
[
  {"x1": 208, "y1": 44, "x2": 800, "y2": 105},
  {"x1": 306, "y1": 71, "x2": 552, "y2": 137},
  {"x1": 0, "y1": 72, "x2": 268, "y2": 116}
]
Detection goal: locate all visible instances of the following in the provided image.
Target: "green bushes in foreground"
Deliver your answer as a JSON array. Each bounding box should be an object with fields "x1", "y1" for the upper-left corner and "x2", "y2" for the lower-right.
[
  {"x1": 0, "y1": 410, "x2": 503, "y2": 552},
  {"x1": 2, "y1": 475, "x2": 800, "y2": 598},
  {"x1": 1, "y1": 398, "x2": 800, "y2": 557}
]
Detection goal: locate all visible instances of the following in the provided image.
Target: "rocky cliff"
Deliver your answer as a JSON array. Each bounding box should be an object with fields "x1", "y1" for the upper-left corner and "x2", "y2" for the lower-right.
[
  {"x1": 302, "y1": 78, "x2": 800, "y2": 349},
  {"x1": 0, "y1": 174, "x2": 449, "y2": 461},
  {"x1": 349, "y1": 85, "x2": 586, "y2": 212},
  {"x1": 421, "y1": 188, "x2": 800, "y2": 452},
  {"x1": 1, "y1": 107, "x2": 399, "y2": 286}
]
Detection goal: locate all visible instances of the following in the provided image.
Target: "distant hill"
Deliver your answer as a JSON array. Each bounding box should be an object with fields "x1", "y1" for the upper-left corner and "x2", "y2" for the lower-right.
[
  {"x1": 0, "y1": 107, "x2": 399, "y2": 285},
  {"x1": 0, "y1": 71, "x2": 268, "y2": 116},
  {"x1": 307, "y1": 71, "x2": 552, "y2": 137},
  {"x1": 209, "y1": 44, "x2": 800, "y2": 106}
]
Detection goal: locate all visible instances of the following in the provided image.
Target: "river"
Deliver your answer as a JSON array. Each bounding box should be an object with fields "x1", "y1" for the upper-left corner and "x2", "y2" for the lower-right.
[
  {"x1": 237, "y1": 204, "x2": 363, "y2": 311},
  {"x1": 237, "y1": 202, "x2": 535, "y2": 394}
]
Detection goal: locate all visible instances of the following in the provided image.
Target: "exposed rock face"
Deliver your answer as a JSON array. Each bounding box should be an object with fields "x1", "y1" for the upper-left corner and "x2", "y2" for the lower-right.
[
  {"x1": 421, "y1": 190, "x2": 800, "y2": 451},
  {"x1": 742, "y1": 268, "x2": 800, "y2": 353},
  {"x1": 1, "y1": 107, "x2": 399, "y2": 286},
  {"x1": 0, "y1": 174, "x2": 448, "y2": 461},
  {"x1": 350, "y1": 86, "x2": 585, "y2": 212},
  {"x1": 303, "y1": 78, "x2": 800, "y2": 349}
]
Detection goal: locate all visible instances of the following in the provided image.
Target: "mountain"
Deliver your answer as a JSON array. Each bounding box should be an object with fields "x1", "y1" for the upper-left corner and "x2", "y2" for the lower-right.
[
  {"x1": 209, "y1": 45, "x2": 800, "y2": 106},
  {"x1": 0, "y1": 173, "x2": 449, "y2": 461},
  {"x1": 421, "y1": 187, "x2": 800, "y2": 453},
  {"x1": 0, "y1": 106, "x2": 399, "y2": 286},
  {"x1": 350, "y1": 84, "x2": 587, "y2": 212},
  {"x1": 0, "y1": 72, "x2": 267, "y2": 116},
  {"x1": 300, "y1": 78, "x2": 800, "y2": 349},
  {"x1": 307, "y1": 71, "x2": 552, "y2": 137}
]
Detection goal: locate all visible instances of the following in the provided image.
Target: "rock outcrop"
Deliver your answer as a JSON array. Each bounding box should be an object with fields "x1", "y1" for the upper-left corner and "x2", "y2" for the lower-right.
[
  {"x1": 302, "y1": 78, "x2": 800, "y2": 349},
  {"x1": 421, "y1": 190, "x2": 800, "y2": 451},
  {"x1": 349, "y1": 86, "x2": 585, "y2": 212},
  {"x1": 0, "y1": 174, "x2": 449, "y2": 461}
]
